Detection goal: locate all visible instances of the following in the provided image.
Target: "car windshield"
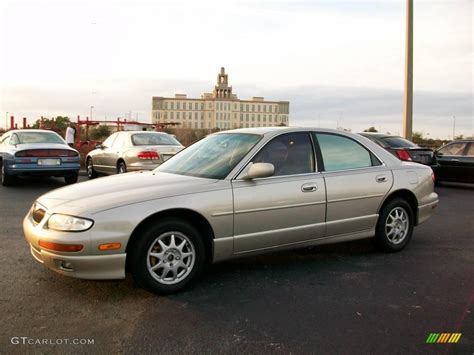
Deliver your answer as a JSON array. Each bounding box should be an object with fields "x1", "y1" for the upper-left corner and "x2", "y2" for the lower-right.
[
  {"x1": 16, "y1": 132, "x2": 65, "y2": 145},
  {"x1": 156, "y1": 133, "x2": 261, "y2": 179},
  {"x1": 131, "y1": 133, "x2": 181, "y2": 146},
  {"x1": 381, "y1": 137, "x2": 417, "y2": 148}
]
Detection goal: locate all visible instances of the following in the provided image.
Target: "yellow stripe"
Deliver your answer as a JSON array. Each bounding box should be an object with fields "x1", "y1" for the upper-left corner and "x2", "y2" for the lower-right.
[
  {"x1": 448, "y1": 334, "x2": 457, "y2": 343},
  {"x1": 453, "y1": 333, "x2": 462, "y2": 343}
]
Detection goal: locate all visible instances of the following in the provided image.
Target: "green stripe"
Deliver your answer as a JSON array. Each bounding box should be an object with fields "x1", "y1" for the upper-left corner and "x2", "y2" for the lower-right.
[{"x1": 426, "y1": 333, "x2": 439, "y2": 343}]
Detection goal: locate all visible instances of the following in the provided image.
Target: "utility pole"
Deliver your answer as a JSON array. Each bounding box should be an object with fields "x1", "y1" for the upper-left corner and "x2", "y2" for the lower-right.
[{"x1": 402, "y1": 0, "x2": 413, "y2": 140}]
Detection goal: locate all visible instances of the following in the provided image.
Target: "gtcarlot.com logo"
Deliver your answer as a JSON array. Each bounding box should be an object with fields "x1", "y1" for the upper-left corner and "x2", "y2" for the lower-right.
[
  {"x1": 11, "y1": 337, "x2": 94, "y2": 346},
  {"x1": 426, "y1": 333, "x2": 462, "y2": 344}
]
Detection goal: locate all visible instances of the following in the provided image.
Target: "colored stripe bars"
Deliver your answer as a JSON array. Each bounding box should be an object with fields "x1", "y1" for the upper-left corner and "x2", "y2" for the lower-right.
[{"x1": 426, "y1": 333, "x2": 462, "y2": 344}]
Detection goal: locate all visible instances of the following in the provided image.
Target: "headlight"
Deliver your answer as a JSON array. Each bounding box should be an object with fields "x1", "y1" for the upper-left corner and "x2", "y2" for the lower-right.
[{"x1": 47, "y1": 214, "x2": 94, "y2": 232}]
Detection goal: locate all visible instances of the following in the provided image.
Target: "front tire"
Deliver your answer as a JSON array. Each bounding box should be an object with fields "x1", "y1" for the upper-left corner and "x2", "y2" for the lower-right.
[
  {"x1": 375, "y1": 198, "x2": 414, "y2": 252},
  {"x1": 129, "y1": 218, "x2": 206, "y2": 295},
  {"x1": 1, "y1": 162, "x2": 15, "y2": 186},
  {"x1": 86, "y1": 157, "x2": 98, "y2": 179}
]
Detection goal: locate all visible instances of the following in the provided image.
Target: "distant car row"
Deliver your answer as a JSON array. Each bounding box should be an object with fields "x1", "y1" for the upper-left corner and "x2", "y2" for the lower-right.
[
  {"x1": 0, "y1": 129, "x2": 472, "y2": 186},
  {"x1": 0, "y1": 129, "x2": 183, "y2": 186},
  {"x1": 360, "y1": 133, "x2": 474, "y2": 184}
]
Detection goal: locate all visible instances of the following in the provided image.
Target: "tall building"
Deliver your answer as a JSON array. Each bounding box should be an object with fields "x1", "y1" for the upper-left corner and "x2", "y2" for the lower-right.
[{"x1": 152, "y1": 67, "x2": 290, "y2": 129}]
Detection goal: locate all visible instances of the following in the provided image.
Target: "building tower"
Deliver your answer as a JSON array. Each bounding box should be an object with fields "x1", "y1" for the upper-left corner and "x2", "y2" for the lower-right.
[{"x1": 213, "y1": 67, "x2": 233, "y2": 98}]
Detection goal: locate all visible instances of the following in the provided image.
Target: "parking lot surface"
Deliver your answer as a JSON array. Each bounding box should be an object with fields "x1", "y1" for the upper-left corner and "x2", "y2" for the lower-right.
[{"x1": 0, "y1": 177, "x2": 472, "y2": 354}]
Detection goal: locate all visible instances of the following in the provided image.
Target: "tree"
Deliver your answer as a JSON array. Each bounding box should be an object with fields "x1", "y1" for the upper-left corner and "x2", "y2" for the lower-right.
[
  {"x1": 411, "y1": 131, "x2": 424, "y2": 145},
  {"x1": 90, "y1": 125, "x2": 111, "y2": 140},
  {"x1": 363, "y1": 126, "x2": 378, "y2": 132},
  {"x1": 32, "y1": 116, "x2": 71, "y2": 131}
]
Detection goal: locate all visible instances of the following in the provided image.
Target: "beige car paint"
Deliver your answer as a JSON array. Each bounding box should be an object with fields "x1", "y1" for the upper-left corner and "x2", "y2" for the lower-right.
[{"x1": 23, "y1": 127, "x2": 439, "y2": 280}]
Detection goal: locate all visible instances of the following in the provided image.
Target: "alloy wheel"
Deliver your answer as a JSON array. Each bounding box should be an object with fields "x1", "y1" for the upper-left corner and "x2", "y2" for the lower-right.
[
  {"x1": 385, "y1": 207, "x2": 409, "y2": 245},
  {"x1": 146, "y1": 232, "x2": 195, "y2": 285}
]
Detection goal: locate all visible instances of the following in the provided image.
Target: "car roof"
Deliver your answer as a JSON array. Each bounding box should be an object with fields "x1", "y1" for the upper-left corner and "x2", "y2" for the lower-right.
[
  {"x1": 217, "y1": 127, "x2": 359, "y2": 136},
  {"x1": 3, "y1": 129, "x2": 58, "y2": 134},
  {"x1": 358, "y1": 132, "x2": 396, "y2": 139},
  {"x1": 118, "y1": 131, "x2": 170, "y2": 134}
]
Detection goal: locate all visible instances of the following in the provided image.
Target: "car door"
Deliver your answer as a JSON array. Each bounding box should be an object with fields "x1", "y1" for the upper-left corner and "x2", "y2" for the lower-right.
[
  {"x1": 436, "y1": 142, "x2": 469, "y2": 182},
  {"x1": 102, "y1": 133, "x2": 126, "y2": 174},
  {"x1": 93, "y1": 133, "x2": 117, "y2": 174},
  {"x1": 463, "y1": 143, "x2": 474, "y2": 183},
  {"x1": 314, "y1": 132, "x2": 393, "y2": 237},
  {"x1": 232, "y1": 132, "x2": 326, "y2": 253}
]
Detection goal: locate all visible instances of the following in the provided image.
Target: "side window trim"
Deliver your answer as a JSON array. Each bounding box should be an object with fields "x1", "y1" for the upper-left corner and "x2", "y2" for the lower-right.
[{"x1": 313, "y1": 132, "x2": 383, "y2": 173}]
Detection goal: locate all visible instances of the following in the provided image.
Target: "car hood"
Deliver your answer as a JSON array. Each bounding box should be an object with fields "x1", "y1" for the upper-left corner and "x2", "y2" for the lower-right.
[{"x1": 37, "y1": 171, "x2": 220, "y2": 215}]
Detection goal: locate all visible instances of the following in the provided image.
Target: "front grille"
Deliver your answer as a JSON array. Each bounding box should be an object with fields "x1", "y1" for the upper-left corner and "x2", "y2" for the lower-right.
[{"x1": 32, "y1": 207, "x2": 46, "y2": 224}]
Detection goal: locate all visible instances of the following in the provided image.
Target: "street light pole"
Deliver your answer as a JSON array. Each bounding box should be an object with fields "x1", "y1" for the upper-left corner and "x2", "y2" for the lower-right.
[
  {"x1": 402, "y1": 0, "x2": 413, "y2": 140},
  {"x1": 452, "y1": 116, "x2": 456, "y2": 140}
]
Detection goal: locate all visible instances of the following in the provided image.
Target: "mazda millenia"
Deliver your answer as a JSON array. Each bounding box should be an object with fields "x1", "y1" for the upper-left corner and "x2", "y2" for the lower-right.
[{"x1": 23, "y1": 127, "x2": 439, "y2": 294}]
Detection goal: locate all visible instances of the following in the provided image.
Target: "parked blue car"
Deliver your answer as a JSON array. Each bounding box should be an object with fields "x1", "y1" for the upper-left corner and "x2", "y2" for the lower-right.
[{"x1": 0, "y1": 129, "x2": 80, "y2": 186}]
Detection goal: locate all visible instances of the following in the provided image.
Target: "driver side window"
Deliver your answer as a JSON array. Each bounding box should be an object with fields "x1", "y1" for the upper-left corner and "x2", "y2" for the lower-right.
[{"x1": 252, "y1": 133, "x2": 315, "y2": 177}]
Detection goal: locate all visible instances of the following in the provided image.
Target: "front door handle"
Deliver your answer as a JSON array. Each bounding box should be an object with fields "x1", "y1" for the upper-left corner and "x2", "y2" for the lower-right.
[
  {"x1": 451, "y1": 159, "x2": 460, "y2": 162},
  {"x1": 301, "y1": 183, "x2": 318, "y2": 192},
  {"x1": 376, "y1": 175, "x2": 388, "y2": 183}
]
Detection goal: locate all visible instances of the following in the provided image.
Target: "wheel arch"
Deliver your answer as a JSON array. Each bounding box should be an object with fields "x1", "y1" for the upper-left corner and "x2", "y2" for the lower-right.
[
  {"x1": 378, "y1": 189, "x2": 419, "y2": 225},
  {"x1": 125, "y1": 208, "x2": 215, "y2": 271}
]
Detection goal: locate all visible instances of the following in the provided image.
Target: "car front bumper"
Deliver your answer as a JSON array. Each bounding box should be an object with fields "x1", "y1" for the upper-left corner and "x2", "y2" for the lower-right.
[{"x1": 23, "y1": 212, "x2": 126, "y2": 280}]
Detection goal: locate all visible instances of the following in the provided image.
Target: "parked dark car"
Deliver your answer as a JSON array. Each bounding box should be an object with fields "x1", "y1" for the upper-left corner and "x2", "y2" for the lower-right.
[
  {"x1": 359, "y1": 133, "x2": 438, "y2": 170},
  {"x1": 0, "y1": 129, "x2": 80, "y2": 186},
  {"x1": 435, "y1": 140, "x2": 474, "y2": 184}
]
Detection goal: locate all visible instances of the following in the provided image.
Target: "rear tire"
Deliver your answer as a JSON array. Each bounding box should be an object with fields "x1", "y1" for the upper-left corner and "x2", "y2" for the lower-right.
[
  {"x1": 64, "y1": 174, "x2": 79, "y2": 185},
  {"x1": 1, "y1": 162, "x2": 15, "y2": 186},
  {"x1": 375, "y1": 198, "x2": 414, "y2": 252},
  {"x1": 86, "y1": 157, "x2": 98, "y2": 179},
  {"x1": 129, "y1": 218, "x2": 206, "y2": 295},
  {"x1": 117, "y1": 161, "x2": 127, "y2": 174}
]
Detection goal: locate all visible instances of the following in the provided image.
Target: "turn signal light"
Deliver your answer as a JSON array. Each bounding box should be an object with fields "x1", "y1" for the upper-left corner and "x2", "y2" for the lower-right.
[
  {"x1": 98, "y1": 243, "x2": 122, "y2": 251},
  {"x1": 396, "y1": 149, "x2": 412, "y2": 161},
  {"x1": 39, "y1": 240, "x2": 83, "y2": 252}
]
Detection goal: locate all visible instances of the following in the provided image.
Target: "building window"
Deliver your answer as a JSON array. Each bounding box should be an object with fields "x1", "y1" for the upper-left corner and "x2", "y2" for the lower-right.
[
  {"x1": 164, "y1": 112, "x2": 168, "y2": 119},
  {"x1": 240, "y1": 114, "x2": 243, "y2": 121},
  {"x1": 252, "y1": 105, "x2": 255, "y2": 112},
  {"x1": 234, "y1": 104, "x2": 237, "y2": 110},
  {"x1": 246, "y1": 104, "x2": 249, "y2": 112},
  {"x1": 208, "y1": 112, "x2": 211, "y2": 118},
  {"x1": 177, "y1": 112, "x2": 180, "y2": 119},
  {"x1": 269, "y1": 106, "x2": 272, "y2": 113},
  {"x1": 170, "y1": 102, "x2": 174, "y2": 109},
  {"x1": 177, "y1": 102, "x2": 181, "y2": 110},
  {"x1": 263, "y1": 115, "x2": 266, "y2": 122},
  {"x1": 251, "y1": 114, "x2": 255, "y2": 121},
  {"x1": 258, "y1": 105, "x2": 261, "y2": 112},
  {"x1": 209, "y1": 103, "x2": 212, "y2": 109},
  {"x1": 263, "y1": 105, "x2": 266, "y2": 112},
  {"x1": 201, "y1": 103, "x2": 204, "y2": 110},
  {"x1": 257, "y1": 114, "x2": 260, "y2": 122},
  {"x1": 195, "y1": 112, "x2": 198, "y2": 120},
  {"x1": 170, "y1": 112, "x2": 174, "y2": 119},
  {"x1": 240, "y1": 104, "x2": 243, "y2": 111},
  {"x1": 246, "y1": 114, "x2": 249, "y2": 122}
]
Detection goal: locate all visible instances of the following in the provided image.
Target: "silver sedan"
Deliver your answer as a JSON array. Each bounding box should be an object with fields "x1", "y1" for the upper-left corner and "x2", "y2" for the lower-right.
[
  {"x1": 23, "y1": 127, "x2": 438, "y2": 294},
  {"x1": 86, "y1": 131, "x2": 183, "y2": 178}
]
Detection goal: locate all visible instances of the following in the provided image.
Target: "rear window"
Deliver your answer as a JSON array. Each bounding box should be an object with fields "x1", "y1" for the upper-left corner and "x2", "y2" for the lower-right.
[
  {"x1": 16, "y1": 132, "x2": 65, "y2": 145},
  {"x1": 131, "y1": 133, "x2": 181, "y2": 146},
  {"x1": 380, "y1": 137, "x2": 417, "y2": 148}
]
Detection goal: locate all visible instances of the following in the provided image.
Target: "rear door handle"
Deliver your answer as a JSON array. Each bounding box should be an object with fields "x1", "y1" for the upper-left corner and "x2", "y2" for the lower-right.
[
  {"x1": 376, "y1": 175, "x2": 388, "y2": 183},
  {"x1": 451, "y1": 159, "x2": 460, "y2": 162},
  {"x1": 301, "y1": 183, "x2": 318, "y2": 192}
]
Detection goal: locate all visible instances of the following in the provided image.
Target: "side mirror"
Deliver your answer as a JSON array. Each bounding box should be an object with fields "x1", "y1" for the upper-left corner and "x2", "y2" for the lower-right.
[
  {"x1": 435, "y1": 151, "x2": 443, "y2": 157},
  {"x1": 95, "y1": 143, "x2": 104, "y2": 149},
  {"x1": 241, "y1": 163, "x2": 274, "y2": 180}
]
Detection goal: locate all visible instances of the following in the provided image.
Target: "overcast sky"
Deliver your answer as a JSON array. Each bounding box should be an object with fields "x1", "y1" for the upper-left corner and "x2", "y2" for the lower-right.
[{"x1": 0, "y1": 0, "x2": 472, "y2": 138}]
